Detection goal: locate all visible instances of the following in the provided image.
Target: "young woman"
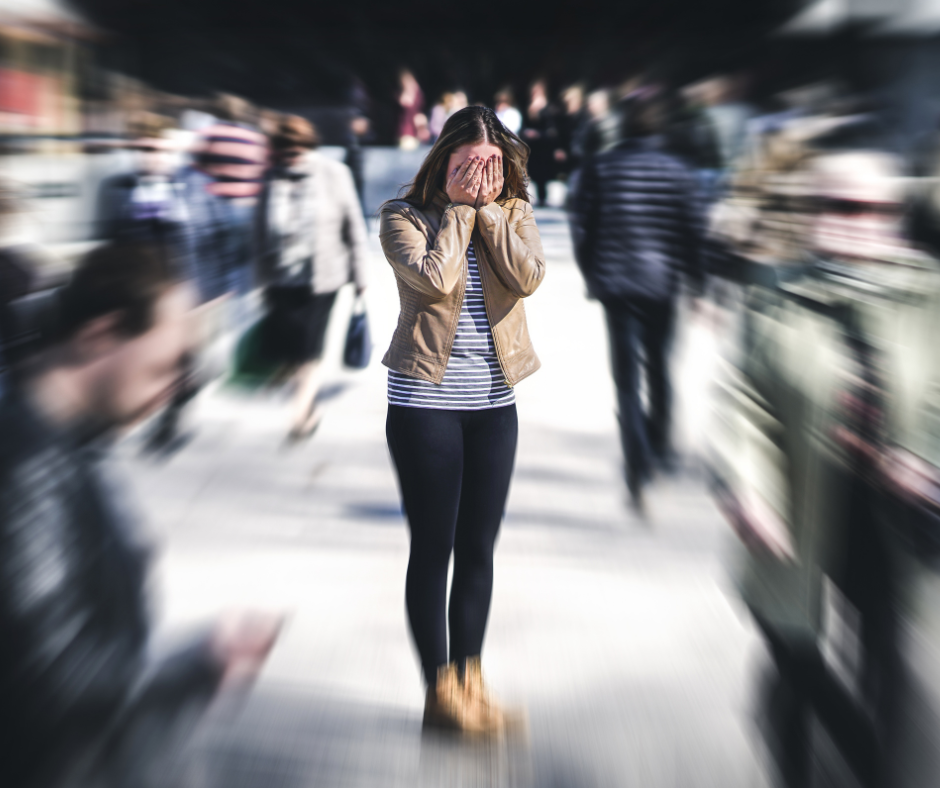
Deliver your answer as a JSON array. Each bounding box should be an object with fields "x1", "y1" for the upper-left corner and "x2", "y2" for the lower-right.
[{"x1": 380, "y1": 106, "x2": 545, "y2": 735}]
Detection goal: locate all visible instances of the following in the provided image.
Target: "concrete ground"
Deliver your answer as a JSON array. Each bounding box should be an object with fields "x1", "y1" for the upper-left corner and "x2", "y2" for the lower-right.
[{"x1": 121, "y1": 208, "x2": 775, "y2": 787}]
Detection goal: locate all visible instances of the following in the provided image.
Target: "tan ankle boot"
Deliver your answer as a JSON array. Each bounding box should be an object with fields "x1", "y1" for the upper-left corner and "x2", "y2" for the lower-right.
[
  {"x1": 461, "y1": 657, "x2": 526, "y2": 735},
  {"x1": 423, "y1": 663, "x2": 490, "y2": 735}
]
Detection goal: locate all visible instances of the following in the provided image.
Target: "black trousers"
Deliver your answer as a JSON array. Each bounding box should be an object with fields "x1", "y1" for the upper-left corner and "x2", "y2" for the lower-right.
[
  {"x1": 757, "y1": 482, "x2": 901, "y2": 788},
  {"x1": 386, "y1": 404, "x2": 518, "y2": 684},
  {"x1": 602, "y1": 298, "x2": 675, "y2": 491}
]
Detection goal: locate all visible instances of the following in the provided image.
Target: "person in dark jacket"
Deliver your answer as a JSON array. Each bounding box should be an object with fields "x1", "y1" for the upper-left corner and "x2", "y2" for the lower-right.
[
  {"x1": 0, "y1": 242, "x2": 280, "y2": 788},
  {"x1": 521, "y1": 79, "x2": 561, "y2": 207},
  {"x1": 570, "y1": 92, "x2": 702, "y2": 511}
]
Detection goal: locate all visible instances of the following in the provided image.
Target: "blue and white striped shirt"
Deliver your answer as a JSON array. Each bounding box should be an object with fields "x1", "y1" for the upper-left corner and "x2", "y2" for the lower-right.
[{"x1": 388, "y1": 242, "x2": 515, "y2": 411}]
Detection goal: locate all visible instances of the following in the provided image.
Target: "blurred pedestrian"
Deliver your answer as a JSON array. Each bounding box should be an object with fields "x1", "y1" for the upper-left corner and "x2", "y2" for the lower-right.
[
  {"x1": 380, "y1": 106, "x2": 545, "y2": 735},
  {"x1": 94, "y1": 114, "x2": 188, "y2": 253},
  {"x1": 678, "y1": 75, "x2": 753, "y2": 206},
  {"x1": 345, "y1": 77, "x2": 374, "y2": 214},
  {"x1": 494, "y1": 88, "x2": 522, "y2": 134},
  {"x1": 581, "y1": 88, "x2": 621, "y2": 158},
  {"x1": 711, "y1": 150, "x2": 940, "y2": 788},
  {"x1": 0, "y1": 242, "x2": 280, "y2": 788},
  {"x1": 429, "y1": 90, "x2": 469, "y2": 143},
  {"x1": 397, "y1": 69, "x2": 429, "y2": 150},
  {"x1": 570, "y1": 91, "x2": 702, "y2": 512},
  {"x1": 145, "y1": 101, "x2": 268, "y2": 454},
  {"x1": 180, "y1": 97, "x2": 267, "y2": 303},
  {"x1": 428, "y1": 93, "x2": 453, "y2": 142},
  {"x1": 258, "y1": 115, "x2": 369, "y2": 440},
  {"x1": 0, "y1": 181, "x2": 50, "y2": 389},
  {"x1": 521, "y1": 79, "x2": 560, "y2": 206},
  {"x1": 558, "y1": 84, "x2": 586, "y2": 173}
]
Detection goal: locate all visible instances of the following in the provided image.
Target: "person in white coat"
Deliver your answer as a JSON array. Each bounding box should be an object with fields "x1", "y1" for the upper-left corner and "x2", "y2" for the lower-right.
[{"x1": 258, "y1": 115, "x2": 369, "y2": 439}]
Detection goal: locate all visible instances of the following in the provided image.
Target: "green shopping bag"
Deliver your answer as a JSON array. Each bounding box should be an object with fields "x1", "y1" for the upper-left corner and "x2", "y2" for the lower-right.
[{"x1": 226, "y1": 317, "x2": 282, "y2": 390}]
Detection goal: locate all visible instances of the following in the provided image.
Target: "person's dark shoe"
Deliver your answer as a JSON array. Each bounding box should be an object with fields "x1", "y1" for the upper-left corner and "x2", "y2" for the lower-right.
[
  {"x1": 628, "y1": 486, "x2": 648, "y2": 520},
  {"x1": 626, "y1": 466, "x2": 649, "y2": 520},
  {"x1": 654, "y1": 450, "x2": 681, "y2": 477}
]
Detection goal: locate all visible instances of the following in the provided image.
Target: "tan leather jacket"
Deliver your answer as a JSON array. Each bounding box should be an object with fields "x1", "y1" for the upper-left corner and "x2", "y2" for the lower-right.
[{"x1": 379, "y1": 191, "x2": 545, "y2": 386}]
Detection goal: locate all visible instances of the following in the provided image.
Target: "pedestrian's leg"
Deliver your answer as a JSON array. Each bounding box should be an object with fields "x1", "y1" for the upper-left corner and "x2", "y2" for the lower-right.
[
  {"x1": 290, "y1": 360, "x2": 323, "y2": 435},
  {"x1": 386, "y1": 405, "x2": 463, "y2": 684},
  {"x1": 144, "y1": 351, "x2": 199, "y2": 454},
  {"x1": 765, "y1": 616, "x2": 881, "y2": 787},
  {"x1": 843, "y1": 486, "x2": 903, "y2": 787},
  {"x1": 535, "y1": 179, "x2": 548, "y2": 207},
  {"x1": 604, "y1": 304, "x2": 650, "y2": 501},
  {"x1": 643, "y1": 300, "x2": 676, "y2": 467},
  {"x1": 449, "y1": 405, "x2": 518, "y2": 664},
  {"x1": 287, "y1": 291, "x2": 337, "y2": 438},
  {"x1": 756, "y1": 621, "x2": 814, "y2": 787}
]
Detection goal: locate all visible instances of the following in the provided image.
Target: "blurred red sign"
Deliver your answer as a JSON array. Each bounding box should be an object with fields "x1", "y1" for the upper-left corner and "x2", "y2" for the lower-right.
[{"x1": 0, "y1": 68, "x2": 41, "y2": 120}]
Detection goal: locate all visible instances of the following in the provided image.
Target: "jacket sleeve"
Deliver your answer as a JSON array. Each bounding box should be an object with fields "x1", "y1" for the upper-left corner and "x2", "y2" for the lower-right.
[
  {"x1": 473, "y1": 201, "x2": 546, "y2": 298},
  {"x1": 338, "y1": 165, "x2": 370, "y2": 291},
  {"x1": 569, "y1": 161, "x2": 599, "y2": 287},
  {"x1": 0, "y1": 457, "x2": 143, "y2": 745},
  {"x1": 379, "y1": 202, "x2": 476, "y2": 299}
]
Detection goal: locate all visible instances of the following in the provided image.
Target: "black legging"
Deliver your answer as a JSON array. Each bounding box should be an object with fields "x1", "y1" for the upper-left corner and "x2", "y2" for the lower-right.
[{"x1": 386, "y1": 404, "x2": 518, "y2": 684}]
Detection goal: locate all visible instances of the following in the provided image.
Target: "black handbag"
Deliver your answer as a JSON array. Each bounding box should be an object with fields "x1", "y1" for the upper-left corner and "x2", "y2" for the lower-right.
[{"x1": 343, "y1": 296, "x2": 372, "y2": 370}]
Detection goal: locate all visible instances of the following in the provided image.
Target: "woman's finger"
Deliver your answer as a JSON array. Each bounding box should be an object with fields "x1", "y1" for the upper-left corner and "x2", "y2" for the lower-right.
[
  {"x1": 465, "y1": 158, "x2": 482, "y2": 185},
  {"x1": 457, "y1": 157, "x2": 475, "y2": 180},
  {"x1": 467, "y1": 161, "x2": 483, "y2": 189},
  {"x1": 458, "y1": 159, "x2": 474, "y2": 186},
  {"x1": 453, "y1": 159, "x2": 472, "y2": 189}
]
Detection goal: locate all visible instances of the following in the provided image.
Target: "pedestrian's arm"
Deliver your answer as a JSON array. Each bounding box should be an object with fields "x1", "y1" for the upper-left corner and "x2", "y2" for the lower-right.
[
  {"x1": 569, "y1": 160, "x2": 599, "y2": 280},
  {"x1": 379, "y1": 202, "x2": 475, "y2": 299},
  {"x1": 339, "y1": 167, "x2": 370, "y2": 293},
  {"x1": 473, "y1": 201, "x2": 546, "y2": 298}
]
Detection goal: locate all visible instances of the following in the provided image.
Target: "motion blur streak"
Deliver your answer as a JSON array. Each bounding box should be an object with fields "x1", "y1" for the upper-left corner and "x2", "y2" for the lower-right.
[{"x1": 4, "y1": 0, "x2": 940, "y2": 785}]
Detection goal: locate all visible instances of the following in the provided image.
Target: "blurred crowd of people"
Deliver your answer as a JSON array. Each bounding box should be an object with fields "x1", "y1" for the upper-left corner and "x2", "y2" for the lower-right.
[
  {"x1": 10, "y1": 54, "x2": 940, "y2": 787},
  {"x1": 0, "y1": 98, "x2": 373, "y2": 786},
  {"x1": 566, "y1": 68, "x2": 940, "y2": 787},
  {"x1": 2, "y1": 97, "x2": 370, "y2": 450}
]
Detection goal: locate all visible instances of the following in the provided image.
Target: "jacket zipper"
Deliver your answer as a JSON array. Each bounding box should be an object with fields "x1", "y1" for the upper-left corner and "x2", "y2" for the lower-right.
[{"x1": 473, "y1": 234, "x2": 514, "y2": 388}]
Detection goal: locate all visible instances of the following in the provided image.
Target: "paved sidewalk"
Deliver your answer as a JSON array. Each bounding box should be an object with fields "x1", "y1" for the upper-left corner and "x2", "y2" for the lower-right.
[{"x1": 121, "y1": 209, "x2": 771, "y2": 787}]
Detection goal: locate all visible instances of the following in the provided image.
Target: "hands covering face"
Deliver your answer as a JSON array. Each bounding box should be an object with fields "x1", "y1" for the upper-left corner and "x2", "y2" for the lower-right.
[{"x1": 444, "y1": 154, "x2": 504, "y2": 209}]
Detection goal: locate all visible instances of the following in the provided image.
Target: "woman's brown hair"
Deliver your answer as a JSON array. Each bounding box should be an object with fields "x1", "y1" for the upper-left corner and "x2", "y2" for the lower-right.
[
  {"x1": 397, "y1": 106, "x2": 530, "y2": 207},
  {"x1": 271, "y1": 114, "x2": 320, "y2": 150}
]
